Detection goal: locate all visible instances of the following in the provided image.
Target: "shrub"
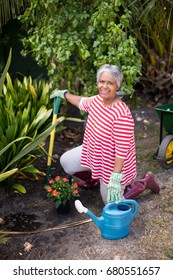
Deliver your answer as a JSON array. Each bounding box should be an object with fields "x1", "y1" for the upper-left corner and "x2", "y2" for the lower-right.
[{"x1": 19, "y1": 0, "x2": 142, "y2": 95}]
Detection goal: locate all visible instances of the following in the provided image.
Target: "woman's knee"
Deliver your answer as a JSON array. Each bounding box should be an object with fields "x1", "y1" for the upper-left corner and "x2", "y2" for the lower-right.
[
  {"x1": 60, "y1": 145, "x2": 83, "y2": 175},
  {"x1": 60, "y1": 152, "x2": 73, "y2": 174}
]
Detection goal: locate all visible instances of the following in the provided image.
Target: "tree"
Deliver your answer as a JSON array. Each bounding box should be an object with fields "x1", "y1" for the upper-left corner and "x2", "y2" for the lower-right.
[
  {"x1": 124, "y1": 0, "x2": 173, "y2": 102},
  {"x1": 19, "y1": 0, "x2": 142, "y2": 96}
]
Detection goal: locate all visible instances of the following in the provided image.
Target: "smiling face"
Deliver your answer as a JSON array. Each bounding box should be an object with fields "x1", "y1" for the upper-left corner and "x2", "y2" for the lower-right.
[{"x1": 97, "y1": 71, "x2": 118, "y2": 106}]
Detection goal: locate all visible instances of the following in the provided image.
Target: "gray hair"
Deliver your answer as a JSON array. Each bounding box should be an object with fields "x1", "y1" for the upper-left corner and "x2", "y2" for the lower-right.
[{"x1": 96, "y1": 64, "x2": 123, "y2": 90}]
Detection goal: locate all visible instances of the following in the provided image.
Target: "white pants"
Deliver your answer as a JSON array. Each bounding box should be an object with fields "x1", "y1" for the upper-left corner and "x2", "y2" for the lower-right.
[{"x1": 60, "y1": 145, "x2": 108, "y2": 204}]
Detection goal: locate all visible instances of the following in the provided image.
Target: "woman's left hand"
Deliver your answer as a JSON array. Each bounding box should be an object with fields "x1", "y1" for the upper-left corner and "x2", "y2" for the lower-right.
[{"x1": 107, "y1": 172, "x2": 124, "y2": 204}]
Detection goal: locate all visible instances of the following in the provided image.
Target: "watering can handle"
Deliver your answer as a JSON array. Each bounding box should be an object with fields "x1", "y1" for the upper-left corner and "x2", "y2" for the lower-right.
[
  {"x1": 121, "y1": 199, "x2": 138, "y2": 219},
  {"x1": 127, "y1": 199, "x2": 138, "y2": 219}
]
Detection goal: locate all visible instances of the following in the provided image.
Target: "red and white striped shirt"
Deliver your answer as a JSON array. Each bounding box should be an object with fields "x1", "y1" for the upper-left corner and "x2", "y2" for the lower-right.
[{"x1": 79, "y1": 95, "x2": 136, "y2": 186}]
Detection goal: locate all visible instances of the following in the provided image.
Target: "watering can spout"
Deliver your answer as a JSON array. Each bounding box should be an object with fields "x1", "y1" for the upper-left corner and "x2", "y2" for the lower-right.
[
  {"x1": 75, "y1": 200, "x2": 88, "y2": 214},
  {"x1": 75, "y1": 200, "x2": 104, "y2": 230}
]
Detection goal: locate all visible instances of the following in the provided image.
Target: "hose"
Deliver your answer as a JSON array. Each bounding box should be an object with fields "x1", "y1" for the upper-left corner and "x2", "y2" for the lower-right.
[{"x1": 0, "y1": 218, "x2": 92, "y2": 235}]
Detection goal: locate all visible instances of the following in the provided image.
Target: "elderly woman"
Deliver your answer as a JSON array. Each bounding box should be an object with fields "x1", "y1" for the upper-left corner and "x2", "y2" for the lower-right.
[{"x1": 51, "y1": 64, "x2": 159, "y2": 204}]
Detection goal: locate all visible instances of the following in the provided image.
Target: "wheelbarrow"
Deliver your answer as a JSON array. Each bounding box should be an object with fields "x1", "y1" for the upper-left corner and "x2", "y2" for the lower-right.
[{"x1": 154, "y1": 103, "x2": 173, "y2": 169}]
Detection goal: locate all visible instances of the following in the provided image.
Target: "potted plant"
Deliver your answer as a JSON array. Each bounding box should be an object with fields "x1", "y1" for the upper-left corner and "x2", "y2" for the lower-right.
[{"x1": 44, "y1": 176, "x2": 79, "y2": 214}]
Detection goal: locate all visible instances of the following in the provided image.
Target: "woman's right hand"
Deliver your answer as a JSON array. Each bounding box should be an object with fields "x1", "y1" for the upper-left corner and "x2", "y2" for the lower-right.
[{"x1": 50, "y1": 89, "x2": 69, "y2": 99}]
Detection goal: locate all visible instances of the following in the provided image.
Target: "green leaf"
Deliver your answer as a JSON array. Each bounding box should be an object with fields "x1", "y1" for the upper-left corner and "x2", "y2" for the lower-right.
[
  {"x1": 6, "y1": 72, "x2": 14, "y2": 93},
  {"x1": 0, "y1": 233, "x2": 11, "y2": 244},
  {"x1": 0, "y1": 49, "x2": 12, "y2": 95},
  {"x1": 0, "y1": 137, "x2": 30, "y2": 157},
  {"x1": 55, "y1": 200, "x2": 61, "y2": 209},
  {"x1": 0, "y1": 168, "x2": 18, "y2": 182},
  {"x1": 3, "y1": 120, "x2": 60, "y2": 172},
  {"x1": 12, "y1": 184, "x2": 26, "y2": 194},
  {"x1": 93, "y1": 41, "x2": 100, "y2": 48},
  {"x1": 65, "y1": 117, "x2": 84, "y2": 122}
]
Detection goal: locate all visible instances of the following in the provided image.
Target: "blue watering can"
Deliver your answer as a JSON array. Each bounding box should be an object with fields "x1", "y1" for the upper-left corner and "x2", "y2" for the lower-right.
[{"x1": 75, "y1": 199, "x2": 138, "y2": 240}]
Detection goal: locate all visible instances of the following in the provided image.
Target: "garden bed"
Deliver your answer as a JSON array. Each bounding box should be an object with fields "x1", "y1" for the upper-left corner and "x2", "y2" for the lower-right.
[{"x1": 0, "y1": 106, "x2": 173, "y2": 260}]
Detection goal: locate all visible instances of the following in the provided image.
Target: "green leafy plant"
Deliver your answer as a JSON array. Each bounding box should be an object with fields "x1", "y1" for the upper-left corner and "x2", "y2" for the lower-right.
[
  {"x1": 0, "y1": 120, "x2": 63, "y2": 192},
  {"x1": 44, "y1": 176, "x2": 80, "y2": 209},
  {"x1": 19, "y1": 0, "x2": 142, "y2": 95},
  {"x1": 0, "y1": 49, "x2": 62, "y2": 192}
]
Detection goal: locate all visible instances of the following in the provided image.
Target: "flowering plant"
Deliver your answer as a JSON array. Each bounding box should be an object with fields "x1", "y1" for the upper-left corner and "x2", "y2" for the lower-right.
[{"x1": 44, "y1": 176, "x2": 79, "y2": 209}]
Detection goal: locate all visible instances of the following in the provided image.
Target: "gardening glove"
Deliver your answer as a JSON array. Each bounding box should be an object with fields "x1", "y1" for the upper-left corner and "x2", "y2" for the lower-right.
[
  {"x1": 107, "y1": 172, "x2": 124, "y2": 204},
  {"x1": 50, "y1": 89, "x2": 69, "y2": 100}
]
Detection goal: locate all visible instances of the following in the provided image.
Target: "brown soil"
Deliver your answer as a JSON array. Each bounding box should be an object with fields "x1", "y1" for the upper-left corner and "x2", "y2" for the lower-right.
[{"x1": 0, "y1": 105, "x2": 173, "y2": 260}]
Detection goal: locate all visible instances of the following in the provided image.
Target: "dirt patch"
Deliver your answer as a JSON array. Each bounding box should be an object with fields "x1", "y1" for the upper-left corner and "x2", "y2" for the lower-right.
[{"x1": 0, "y1": 106, "x2": 173, "y2": 260}]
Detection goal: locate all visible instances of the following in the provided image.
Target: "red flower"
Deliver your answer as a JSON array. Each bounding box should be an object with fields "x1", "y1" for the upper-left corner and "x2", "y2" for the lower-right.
[
  {"x1": 73, "y1": 189, "x2": 78, "y2": 195},
  {"x1": 47, "y1": 187, "x2": 52, "y2": 192},
  {"x1": 49, "y1": 179, "x2": 54, "y2": 184},
  {"x1": 55, "y1": 176, "x2": 61, "y2": 181},
  {"x1": 62, "y1": 177, "x2": 68, "y2": 183},
  {"x1": 52, "y1": 190, "x2": 59, "y2": 196},
  {"x1": 73, "y1": 182, "x2": 78, "y2": 188}
]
